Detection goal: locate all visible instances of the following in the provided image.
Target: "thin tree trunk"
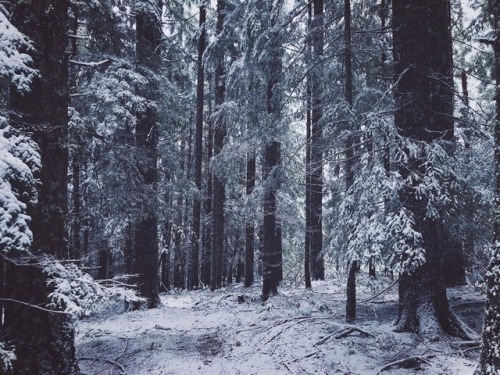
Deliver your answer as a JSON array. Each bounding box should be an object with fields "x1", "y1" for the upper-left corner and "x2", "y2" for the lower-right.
[
  {"x1": 245, "y1": 151, "x2": 256, "y2": 287},
  {"x1": 211, "y1": 0, "x2": 226, "y2": 291},
  {"x1": 344, "y1": 0, "x2": 355, "y2": 192},
  {"x1": 309, "y1": 0, "x2": 325, "y2": 281},
  {"x1": 304, "y1": 1, "x2": 313, "y2": 290},
  {"x1": 346, "y1": 260, "x2": 357, "y2": 323},
  {"x1": 190, "y1": 3, "x2": 207, "y2": 290},
  {"x1": 202, "y1": 94, "x2": 213, "y2": 286}
]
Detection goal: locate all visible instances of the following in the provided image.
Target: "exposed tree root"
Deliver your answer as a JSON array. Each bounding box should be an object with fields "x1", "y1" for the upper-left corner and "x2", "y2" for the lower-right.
[{"x1": 376, "y1": 355, "x2": 435, "y2": 374}]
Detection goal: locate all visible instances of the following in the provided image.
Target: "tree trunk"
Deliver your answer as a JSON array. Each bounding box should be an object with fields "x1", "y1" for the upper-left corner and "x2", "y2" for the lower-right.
[
  {"x1": 392, "y1": 0, "x2": 469, "y2": 337},
  {"x1": 190, "y1": 3, "x2": 207, "y2": 290},
  {"x1": 346, "y1": 260, "x2": 357, "y2": 323},
  {"x1": 344, "y1": 0, "x2": 355, "y2": 192},
  {"x1": 309, "y1": 0, "x2": 325, "y2": 281},
  {"x1": 476, "y1": 1, "x2": 500, "y2": 372},
  {"x1": 202, "y1": 95, "x2": 213, "y2": 286},
  {"x1": 3, "y1": 257, "x2": 80, "y2": 374},
  {"x1": 262, "y1": 6, "x2": 282, "y2": 299},
  {"x1": 245, "y1": 151, "x2": 256, "y2": 287},
  {"x1": 134, "y1": 2, "x2": 162, "y2": 308},
  {"x1": 10, "y1": 0, "x2": 69, "y2": 259},
  {"x1": 211, "y1": 0, "x2": 226, "y2": 291},
  {"x1": 6, "y1": 1, "x2": 80, "y2": 372}
]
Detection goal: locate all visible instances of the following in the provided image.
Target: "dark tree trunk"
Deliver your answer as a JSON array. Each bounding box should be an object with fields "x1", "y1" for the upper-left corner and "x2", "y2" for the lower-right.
[
  {"x1": 202, "y1": 97, "x2": 214, "y2": 286},
  {"x1": 97, "y1": 245, "x2": 109, "y2": 280},
  {"x1": 245, "y1": 151, "x2": 256, "y2": 287},
  {"x1": 346, "y1": 260, "x2": 357, "y2": 323},
  {"x1": 3, "y1": 257, "x2": 80, "y2": 374},
  {"x1": 134, "y1": 2, "x2": 162, "y2": 308},
  {"x1": 262, "y1": 8, "x2": 282, "y2": 299},
  {"x1": 160, "y1": 250, "x2": 170, "y2": 292},
  {"x1": 344, "y1": 0, "x2": 355, "y2": 192},
  {"x1": 393, "y1": 0, "x2": 468, "y2": 337},
  {"x1": 211, "y1": 0, "x2": 226, "y2": 291},
  {"x1": 476, "y1": 1, "x2": 500, "y2": 372},
  {"x1": 6, "y1": 1, "x2": 80, "y2": 373},
  {"x1": 304, "y1": 1, "x2": 313, "y2": 290},
  {"x1": 190, "y1": 3, "x2": 207, "y2": 290},
  {"x1": 368, "y1": 257, "x2": 376, "y2": 278},
  {"x1": 10, "y1": 0, "x2": 69, "y2": 259},
  {"x1": 309, "y1": 0, "x2": 325, "y2": 281}
]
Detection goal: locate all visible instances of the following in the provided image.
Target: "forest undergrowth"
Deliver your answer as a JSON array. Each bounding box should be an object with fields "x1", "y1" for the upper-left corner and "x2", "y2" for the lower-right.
[{"x1": 77, "y1": 276, "x2": 484, "y2": 375}]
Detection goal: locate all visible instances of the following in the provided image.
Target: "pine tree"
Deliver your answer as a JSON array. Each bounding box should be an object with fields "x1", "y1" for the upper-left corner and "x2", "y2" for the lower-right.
[
  {"x1": 392, "y1": 0, "x2": 470, "y2": 337},
  {"x1": 134, "y1": 0, "x2": 162, "y2": 308},
  {"x1": 476, "y1": 1, "x2": 500, "y2": 372}
]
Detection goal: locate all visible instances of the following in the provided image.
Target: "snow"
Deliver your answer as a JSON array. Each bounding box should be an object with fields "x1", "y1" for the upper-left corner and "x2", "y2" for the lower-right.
[{"x1": 77, "y1": 279, "x2": 481, "y2": 374}]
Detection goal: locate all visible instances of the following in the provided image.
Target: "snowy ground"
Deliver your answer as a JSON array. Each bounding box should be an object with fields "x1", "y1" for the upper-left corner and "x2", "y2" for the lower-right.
[{"x1": 76, "y1": 278, "x2": 484, "y2": 375}]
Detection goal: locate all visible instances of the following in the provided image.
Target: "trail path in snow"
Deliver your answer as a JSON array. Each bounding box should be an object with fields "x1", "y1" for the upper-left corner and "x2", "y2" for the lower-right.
[{"x1": 77, "y1": 282, "x2": 482, "y2": 375}]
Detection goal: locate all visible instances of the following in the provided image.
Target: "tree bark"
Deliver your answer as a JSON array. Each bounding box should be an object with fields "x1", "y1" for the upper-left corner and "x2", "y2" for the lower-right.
[
  {"x1": 392, "y1": 0, "x2": 467, "y2": 337},
  {"x1": 10, "y1": 0, "x2": 69, "y2": 259},
  {"x1": 476, "y1": 1, "x2": 500, "y2": 372},
  {"x1": 346, "y1": 260, "x2": 357, "y2": 323},
  {"x1": 190, "y1": 3, "x2": 207, "y2": 290},
  {"x1": 211, "y1": 0, "x2": 226, "y2": 291},
  {"x1": 134, "y1": 2, "x2": 162, "y2": 308},
  {"x1": 309, "y1": 0, "x2": 325, "y2": 281},
  {"x1": 245, "y1": 151, "x2": 256, "y2": 287}
]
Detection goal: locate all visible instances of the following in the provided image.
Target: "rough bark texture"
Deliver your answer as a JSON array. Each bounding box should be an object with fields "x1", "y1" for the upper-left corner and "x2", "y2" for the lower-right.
[
  {"x1": 134, "y1": 2, "x2": 162, "y2": 308},
  {"x1": 10, "y1": 0, "x2": 69, "y2": 259},
  {"x1": 344, "y1": 0, "x2": 355, "y2": 192},
  {"x1": 309, "y1": 0, "x2": 325, "y2": 281},
  {"x1": 304, "y1": 2, "x2": 313, "y2": 290},
  {"x1": 5, "y1": 1, "x2": 80, "y2": 373},
  {"x1": 211, "y1": 0, "x2": 226, "y2": 291},
  {"x1": 392, "y1": 0, "x2": 466, "y2": 336},
  {"x1": 190, "y1": 3, "x2": 207, "y2": 290},
  {"x1": 346, "y1": 260, "x2": 357, "y2": 323},
  {"x1": 476, "y1": 1, "x2": 500, "y2": 372},
  {"x1": 245, "y1": 151, "x2": 256, "y2": 287},
  {"x1": 3, "y1": 257, "x2": 80, "y2": 375},
  {"x1": 262, "y1": 7, "x2": 282, "y2": 300}
]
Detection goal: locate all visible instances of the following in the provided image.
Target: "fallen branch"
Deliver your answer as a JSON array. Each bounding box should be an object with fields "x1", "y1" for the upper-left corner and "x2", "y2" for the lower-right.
[
  {"x1": 377, "y1": 355, "x2": 435, "y2": 374},
  {"x1": 69, "y1": 59, "x2": 110, "y2": 67},
  {"x1": 360, "y1": 279, "x2": 399, "y2": 303},
  {"x1": 110, "y1": 338, "x2": 129, "y2": 374},
  {"x1": 79, "y1": 357, "x2": 125, "y2": 373},
  {"x1": 315, "y1": 326, "x2": 373, "y2": 346},
  {"x1": 335, "y1": 326, "x2": 373, "y2": 339}
]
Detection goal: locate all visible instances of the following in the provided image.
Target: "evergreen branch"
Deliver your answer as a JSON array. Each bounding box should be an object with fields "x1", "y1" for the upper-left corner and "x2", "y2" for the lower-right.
[{"x1": 0, "y1": 298, "x2": 70, "y2": 315}]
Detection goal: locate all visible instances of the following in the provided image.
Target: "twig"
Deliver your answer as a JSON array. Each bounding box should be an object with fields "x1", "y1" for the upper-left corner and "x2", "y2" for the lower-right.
[
  {"x1": 110, "y1": 338, "x2": 129, "y2": 375},
  {"x1": 79, "y1": 357, "x2": 125, "y2": 373},
  {"x1": 360, "y1": 279, "x2": 399, "y2": 303},
  {"x1": 376, "y1": 355, "x2": 435, "y2": 374},
  {"x1": 69, "y1": 59, "x2": 110, "y2": 67},
  {"x1": 0, "y1": 298, "x2": 69, "y2": 315}
]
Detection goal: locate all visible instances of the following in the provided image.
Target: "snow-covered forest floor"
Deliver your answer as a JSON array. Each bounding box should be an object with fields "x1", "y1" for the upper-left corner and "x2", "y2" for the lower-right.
[{"x1": 76, "y1": 277, "x2": 484, "y2": 375}]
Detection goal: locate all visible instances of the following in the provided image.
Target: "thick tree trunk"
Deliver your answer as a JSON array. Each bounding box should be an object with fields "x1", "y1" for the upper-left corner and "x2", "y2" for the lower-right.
[
  {"x1": 10, "y1": 0, "x2": 69, "y2": 259},
  {"x1": 392, "y1": 0, "x2": 469, "y2": 337},
  {"x1": 309, "y1": 0, "x2": 325, "y2": 281},
  {"x1": 262, "y1": 12, "x2": 282, "y2": 299},
  {"x1": 190, "y1": 3, "x2": 207, "y2": 290},
  {"x1": 476, "y1": 1, "x2": 500, "y2": 372},
  {"x1": 3, "y1": 257, "x2": 80, "y2": 374},
  {"x1": 211, "y1": 0, "x2": 226, "y2": 291},
  {"x1": 134, "y1": 3, "x2": 162, "y2": 308}
]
